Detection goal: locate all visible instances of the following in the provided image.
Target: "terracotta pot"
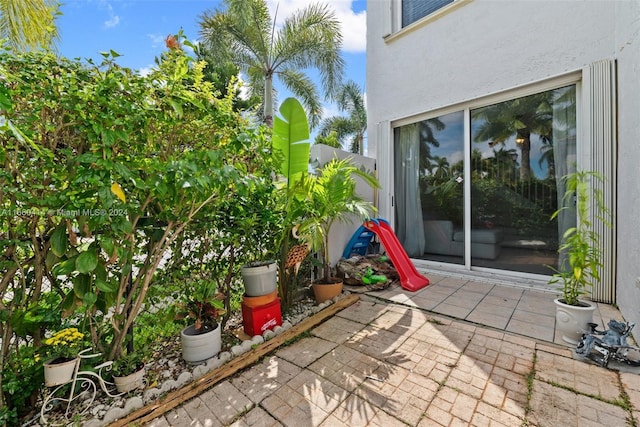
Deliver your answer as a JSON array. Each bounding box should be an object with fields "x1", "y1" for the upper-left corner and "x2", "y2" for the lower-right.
[
  {"x1": 242, "y1": 290, "x2": 278, "y2": 308},
  {"x1": 113, "y1": 365, "x2": 145, "y2": 393},
  {"x1": 43, "y1": 357, "x2": 79, "y2": 387},
  {"x1": 312, "y1": 280, "x2": 343, "y2": 304},
  {"x1": 554, "y1": 298, "x2": 596, "y2": 344}
]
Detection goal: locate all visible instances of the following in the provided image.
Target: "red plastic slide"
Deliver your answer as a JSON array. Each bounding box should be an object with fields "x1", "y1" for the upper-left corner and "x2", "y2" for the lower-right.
[{"x1": 363, "y1": 219, "x2": 430, "y2": 292}]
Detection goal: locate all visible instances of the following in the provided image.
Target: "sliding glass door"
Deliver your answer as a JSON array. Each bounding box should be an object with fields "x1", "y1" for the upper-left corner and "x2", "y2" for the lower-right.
[{"x1": 394, "y1": 84, "x2": 577, "y2": 276}]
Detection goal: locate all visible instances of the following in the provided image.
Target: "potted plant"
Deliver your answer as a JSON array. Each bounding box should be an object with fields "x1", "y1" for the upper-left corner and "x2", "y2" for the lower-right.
[
  {"x1": 549, "y1": 170, "x2": 610, "y2": 344},
  {"x1": 295, "y1": 158, "x2": 380, "y2": 303},
  {"x1": 112, "y1": 351, "x2": 145, "y2": 393},
  {"x1": 175, "y1": 279, "x2": 226, "y2": 363},
  {"x1": 42, "y1": 327, "x2": 85, "y2": 387}
]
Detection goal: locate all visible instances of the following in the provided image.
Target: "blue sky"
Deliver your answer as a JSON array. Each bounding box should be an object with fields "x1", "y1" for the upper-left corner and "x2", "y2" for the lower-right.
[{"x1": 56, "y1": 0, "x2": 367, "y2": 123}]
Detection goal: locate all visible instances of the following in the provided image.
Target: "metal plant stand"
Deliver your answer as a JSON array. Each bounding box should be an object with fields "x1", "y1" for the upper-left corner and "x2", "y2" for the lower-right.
[{"x1": 40, "y1": 348, "x2": 124, "y2": 425}]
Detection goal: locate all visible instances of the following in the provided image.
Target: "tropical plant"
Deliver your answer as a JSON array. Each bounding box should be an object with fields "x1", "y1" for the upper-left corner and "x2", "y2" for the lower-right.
[
  {"x1": 548, "y1": 170, "x2": 610, "y2": 306},
  {"x1": 317, "y1": 80, "x2": 366, "y2": 154},
  {"x1": 198, "y1": 0, "x2": 345, "y2": 128},
  {"x1": 111, "y1": 351, "x2": 144, "y2": 377},
  {"x1": 174, "y1": 279, "x2": 226, "y2": 333},
  {"x1": 295, "y1": 158, "x2": 380, "y2": 283},
  {"x1": 272, "y1": 97, "x2": 312, "y2": 311},
  {"x1": 0, "y1": 0, "x2": 59, "y2": 51}
]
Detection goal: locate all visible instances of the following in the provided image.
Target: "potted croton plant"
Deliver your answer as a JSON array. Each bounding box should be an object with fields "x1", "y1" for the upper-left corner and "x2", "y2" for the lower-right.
[
  {"x1": 549, "y1": 170, "x2": 610, "y2": 344},
  {"x1": 175, "y1": 279, "x2": 226, "y2": 363},
  {"x1": 295, "y1": 158, "x2": 380, "y2": 303}
]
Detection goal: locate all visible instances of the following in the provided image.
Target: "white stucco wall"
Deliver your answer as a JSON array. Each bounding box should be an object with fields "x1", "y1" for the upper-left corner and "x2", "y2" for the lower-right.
[{"x1": 367, "y1": 0, "x2": 640, "y2": 328}]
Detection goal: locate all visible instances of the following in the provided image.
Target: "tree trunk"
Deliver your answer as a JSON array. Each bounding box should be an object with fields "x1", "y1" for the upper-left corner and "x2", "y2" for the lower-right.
[
  {"x1": 518, "y1": 131, "x2": 532, "y2": 180},
  {"x1": 264, "y1": 74, "x2": 273, "y2": 127}
]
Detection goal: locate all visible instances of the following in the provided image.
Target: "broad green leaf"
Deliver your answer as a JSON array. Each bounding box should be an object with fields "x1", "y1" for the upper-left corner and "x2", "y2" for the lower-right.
[
  {"x1": 52, "y1": 258, "x2": 76, "y2": 276},
  {"x1": 83, "y1": 292, "x2": 98, "y2": 306},
  {"x1": 95, "y1": 279, "x2": 118, "y2": 293},
  {"x1": 73, "y1": 274, "x2": 91, "y2": 298},
  {"x1": 61, "y1": 291, "x2": 77, "y2": 318},
  {"x1": 273, "y1": 98, "x2": 310, "y2": 183},
  {"x1": 50, "y1": 223, "x2": 68, "y2": 257},
  {"x1": 76, "y1": 250, "x2": 98, "y2": 273}
]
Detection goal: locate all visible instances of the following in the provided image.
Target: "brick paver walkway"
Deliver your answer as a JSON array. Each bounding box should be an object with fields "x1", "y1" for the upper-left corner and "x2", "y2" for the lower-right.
[{"x1": 148, "y1": 297, "x2": 640, "y2": 426}]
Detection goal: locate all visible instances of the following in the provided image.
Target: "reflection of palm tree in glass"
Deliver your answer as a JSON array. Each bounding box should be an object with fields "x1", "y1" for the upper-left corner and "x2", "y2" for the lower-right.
[
  {"x1": 431, "y1": 156, "x2": 451, "y2": 179},
  {"x1": 419, "y1": 118, "x2": 445, "y2": 173},
  {"x1": 473, "y1": 93, "x2": 553, "y2": 180}
]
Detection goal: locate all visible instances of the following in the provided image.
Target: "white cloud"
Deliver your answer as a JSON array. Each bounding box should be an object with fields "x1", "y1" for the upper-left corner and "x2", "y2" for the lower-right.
[
  {"x1": 266, "y1": 0, "x2": 366, "y2": 53},
  {"x1": 104, "y1": 15, "x2": 120, "y2": 28},
  {"x1": 103, "y1": 4, "x2": 120, "y2": 29},
  {"x1": 147, "y1": 33, "x2": 166, "y2": 49}
]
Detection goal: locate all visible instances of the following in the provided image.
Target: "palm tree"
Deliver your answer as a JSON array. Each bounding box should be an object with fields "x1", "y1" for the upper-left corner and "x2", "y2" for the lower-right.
[
  {"x1": 198, "y1": 0, "x2": 344, "y2": 128},
  {"x1": 0, "y1": 0, "x2": 59, "y2": 51},
  {"x1": 472, "y1": 92, "x2": 552, "y2": 180},
  {"x1": 317, "y1": 80, "x2": 366, "y2": 154}
]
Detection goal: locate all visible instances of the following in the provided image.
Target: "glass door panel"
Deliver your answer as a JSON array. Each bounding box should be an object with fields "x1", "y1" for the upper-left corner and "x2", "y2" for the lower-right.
[
  {"x1": 394, "y1": 111, "x2": 465, "y2": 264},
  {"x1": 469, "y1": 85, "x2": 577, "y2": 274}
]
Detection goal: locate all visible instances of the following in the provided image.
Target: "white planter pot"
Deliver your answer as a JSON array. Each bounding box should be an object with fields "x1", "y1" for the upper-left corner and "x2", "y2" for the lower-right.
[
  {"x1": 43, "y1": 357, "x2": 79, "y2": 387},
  {"x1": 241, "y1": 261, "x2": 277, "y2": 296},
  {"x1": 554, "y1": 298, "x2": 596, "y2": 344},
  {"x1": 180, "y1": 322, "x2": 222, "y2": 363},
  {"x1": 114, "y1": 365, "x2": 145, "y2": 393}
]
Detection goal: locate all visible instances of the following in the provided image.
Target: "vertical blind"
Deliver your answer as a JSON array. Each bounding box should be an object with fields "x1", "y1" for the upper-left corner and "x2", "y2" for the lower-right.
[{"x1": 589, "y1": 59, "x2": 617, "y2": 304}]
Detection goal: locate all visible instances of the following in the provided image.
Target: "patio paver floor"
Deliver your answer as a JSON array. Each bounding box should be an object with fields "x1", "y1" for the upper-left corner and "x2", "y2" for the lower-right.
[{"x1": 148, "y1": 274, "x2": 639, "y2": 427}]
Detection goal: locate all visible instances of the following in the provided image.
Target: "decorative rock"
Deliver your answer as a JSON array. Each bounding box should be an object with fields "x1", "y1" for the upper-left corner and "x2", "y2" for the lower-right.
[
  {"x1": 251, "y1": 335, "x2": 264, "y2": 345},
  {"x1": 231, "y1": 344, "x2": 244, "y2": 356},
  {"x1": 82, "y1": 418, "x2": 103, "y2": 427},
  {"x1": 91, "y1": 404, "x2": 106, "y2": 416},
  {"x1": 124, "y1": 396, "x2": 144, "y2": 412},
  {"x1": 161, "y1": 369, "x2": 173, "y2": 378},
  {"x1": 241, "y1": 340, "x2": 253, "y2": 352},
  {"x1": 273, "y1": 325, "x2": 284, "y2": 335},
  {"x1": 161, "y1": 379, "x2": 178, "y2": 392},
  {"x1": 192, "y1": 364, "x2": 210, "y2": 379},
  {"x1": 263, "y1": 330, "x2": 275, "y2": 340},
  {"x1": 143, "y1": 388, "x2": 162, "y2": 403},
  {"x1": 219, "y1": 351, "x2": 232, "y2": 363},
  {"x1": 102, "y1": 407, "x2": 126, "y2": 425},
  {"x1": 281, "y1": 321, "x2": 292, "y2": 331},
  {"x1": 206, "y1": 357, "x2": 222, "y2": 370},
  {"x1": 176, "y1": 372, "x2": 193, "y2": 388}
]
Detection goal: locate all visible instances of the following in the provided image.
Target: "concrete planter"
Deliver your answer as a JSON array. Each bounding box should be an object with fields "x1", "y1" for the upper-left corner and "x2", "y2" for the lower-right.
[
  {"x1": 241, "y1": 261, "x2": 277, "y2": 296},
  {"x1": 180, "y1": 322, "x2": 222, "y2": 363},
  {"x1": 554, "y1": 298, "x2": 596, "y2": 344}
]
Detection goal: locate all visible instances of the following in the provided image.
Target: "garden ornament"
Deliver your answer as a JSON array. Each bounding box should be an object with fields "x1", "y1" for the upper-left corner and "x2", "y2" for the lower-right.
[{"x1": 576, "y1": 320, "x2": 640, "y2": 368}]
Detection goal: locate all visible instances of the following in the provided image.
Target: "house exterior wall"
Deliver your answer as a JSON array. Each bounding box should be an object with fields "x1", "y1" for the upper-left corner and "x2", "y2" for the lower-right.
[{"x1": 367, "y1": 0, "x2": 640, "y2": 328}]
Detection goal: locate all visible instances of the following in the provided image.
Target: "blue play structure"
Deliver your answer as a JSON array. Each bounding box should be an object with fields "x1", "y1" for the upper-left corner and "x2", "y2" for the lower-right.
[{"x1": 342, "y1": 218, "x2": 389, "y2": 258}]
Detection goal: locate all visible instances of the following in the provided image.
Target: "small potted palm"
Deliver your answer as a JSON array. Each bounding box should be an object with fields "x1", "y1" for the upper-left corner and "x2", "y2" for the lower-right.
[
  {"x1": 549, "y1": 170, "x2": 610, "y2": 343},
  {"x1": 175, "y1": 279, "x2": 226, "y2": 363},
  {"x1": 295, "y1": 158, "x2": 380, "y2": 303}
]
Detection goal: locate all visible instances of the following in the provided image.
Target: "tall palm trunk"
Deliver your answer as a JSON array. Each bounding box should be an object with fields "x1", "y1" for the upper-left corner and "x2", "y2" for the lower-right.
[
  {"x1": 518, "y1": 130, "x2": 532, "y2": 180},
  {"x1": 264, "y1": 72, "x2": 274, "y2": 127}
]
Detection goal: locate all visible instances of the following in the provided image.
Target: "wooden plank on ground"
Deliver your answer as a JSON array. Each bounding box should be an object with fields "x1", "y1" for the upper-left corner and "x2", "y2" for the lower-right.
[{"x1": 110, "y1": 294, "x2": 360, "y2": 426}]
